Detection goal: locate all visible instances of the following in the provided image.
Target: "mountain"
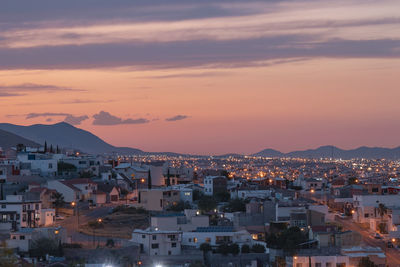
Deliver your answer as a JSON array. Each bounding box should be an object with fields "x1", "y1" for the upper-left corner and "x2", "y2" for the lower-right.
[
  {"x1": 0, "y1": 129, "x2": 40, "y2": 150},
  {"x1": 252, "y1": 145, "x2": 400, "y2": 159},
  {"x1": 0, "y1": 122, "x2": 144, "y2": 155},
  {"x1": 252, "y1": 148, "x2": 284, "y2": 157}
]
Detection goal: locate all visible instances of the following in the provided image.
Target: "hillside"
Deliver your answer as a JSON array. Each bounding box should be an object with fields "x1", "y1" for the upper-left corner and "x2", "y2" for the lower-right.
[
  {"x1": 0, "y1": 129, "x2": 40, "y2": 150},
  {"x1": 0, "y1": 122, "x2": 143, "y2": 155}
]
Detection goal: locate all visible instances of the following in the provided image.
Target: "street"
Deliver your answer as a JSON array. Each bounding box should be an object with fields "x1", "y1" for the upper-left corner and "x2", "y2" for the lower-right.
[{"x1": 336, "y1": 217, "x2": 400, "y2": 267}]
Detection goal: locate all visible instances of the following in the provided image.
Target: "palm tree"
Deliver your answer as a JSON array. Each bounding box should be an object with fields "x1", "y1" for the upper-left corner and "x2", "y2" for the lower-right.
[{"x1": 52, "y1": 192, "x2": 65, "y2": 215}]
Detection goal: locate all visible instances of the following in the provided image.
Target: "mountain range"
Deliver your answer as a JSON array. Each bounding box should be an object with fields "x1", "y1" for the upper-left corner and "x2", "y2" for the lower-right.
[
  {"x1": 0, "y1": 122, "x2": 400, "y2": 159},
  {"x1": 252, "y1": 145, "x2": 400, "y2": 159}
]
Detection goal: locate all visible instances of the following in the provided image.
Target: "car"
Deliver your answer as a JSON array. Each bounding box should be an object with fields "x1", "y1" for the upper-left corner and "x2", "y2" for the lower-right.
[
  {"x1": 55, "y1": 215, "x2": 65, "y2": 220},
  {"x1": 373, "y1": 233, "x2": 382, "y2": 239}
]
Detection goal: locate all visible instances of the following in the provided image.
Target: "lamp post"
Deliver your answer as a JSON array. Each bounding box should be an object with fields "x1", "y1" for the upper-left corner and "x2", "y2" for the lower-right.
[
  {"x1": 71, "y1": 201, "x2": 79, "y2": 230},
  {"x1": 93, "y1": 218, "x2": 102, "y2": 248}
]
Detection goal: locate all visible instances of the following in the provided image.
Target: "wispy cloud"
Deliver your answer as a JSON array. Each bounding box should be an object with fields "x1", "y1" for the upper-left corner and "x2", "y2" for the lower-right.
[
  {"x1": 0, "y1": 83, "x2": 84, "y2": 97},
  {"x1": 92, "y1": 111, "x2": 150, "y2": 125},
  {"x1": 25, "y1": 112, "x2": 88, "y2": 125},
  {"x1": 165, "y1": 115, "x2": 189, "y2": 122}
]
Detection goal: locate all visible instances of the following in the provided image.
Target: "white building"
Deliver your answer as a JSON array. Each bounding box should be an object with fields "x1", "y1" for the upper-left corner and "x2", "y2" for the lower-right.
[
  {"x1": 203, "y1": 176, "x2": 227, "y2": 196},
  {"x1": 17, "y1": 153, "x2": 57, "y2": 176},
  {"x1": 47, "y1": 180, "x2": 81, "y2": 203},
  {"x1": 131, "y1": 228, "x2": 182, "y2": 256},
  {"x1": 182, "y1": 226, "x2": 253, "y2": 248},
  {"x1": 0, "y1": 194, "x2": 46, "y2": 232},
  {"x1": 286, "y1": 255, "x2": 349, "y2": 267},
  {"x1": 151, "y1": 210, "x2": 209, "y2": 232}
]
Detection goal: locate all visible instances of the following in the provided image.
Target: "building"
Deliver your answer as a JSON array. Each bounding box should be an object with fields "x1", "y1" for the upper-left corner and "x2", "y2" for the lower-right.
[
  {"x1": 137, "y1": 188, "x2": 180, "y2": 211},
  {"x1": 0, "y1": 194, "x2": 42, "y2": 232},
  {"x1": 131, "y1": 228, "x2": 182, "y2": 256},
  {"x1": 204, "y1": 176, "x2": 227, "y2": 196},
  {"x1": 182, "y1": 226, "x2": 253, "y2": 249},
  {"x1": 151, "y1": 210, "x2": 209, "y2": 232}
]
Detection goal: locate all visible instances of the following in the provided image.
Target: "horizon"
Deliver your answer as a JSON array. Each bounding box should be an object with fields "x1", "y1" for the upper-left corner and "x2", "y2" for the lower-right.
[
  {"x1": 1, "y1": 0, "x2": 400, "y2": 154},
  {"x1": 2, "y1": 121, "x2": 400, "y2": 156}
]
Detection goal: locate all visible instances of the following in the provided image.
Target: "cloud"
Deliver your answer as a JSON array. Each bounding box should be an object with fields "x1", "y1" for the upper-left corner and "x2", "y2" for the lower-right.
[
  {"x1": 25, "y1": 112, "x2": 89, "y2": 125},
  {"x1": 92, "y1": 111, "x2": 150, "y2": 125},
  {"x1": 0, "y1": 83, "x2": 84, "y2": 97},
  {"x1": 26, "y1": 112, "x2": 69, "y2": 119},
  {"x1": 165, "y1": 115, "x2": 189, "y2": 122},
  {"x1": 64, "y1": 114, "x2": 89, "y2": 125}
]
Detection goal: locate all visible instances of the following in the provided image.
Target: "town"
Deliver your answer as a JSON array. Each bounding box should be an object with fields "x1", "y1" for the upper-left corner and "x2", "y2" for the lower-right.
[{"x1": 0, "y1": 143, "x2": 399, "y2": 267}]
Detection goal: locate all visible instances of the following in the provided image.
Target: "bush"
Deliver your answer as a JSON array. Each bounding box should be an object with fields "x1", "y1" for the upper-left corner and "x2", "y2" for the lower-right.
[
  {"x1": 217, "y1": 244, "x2": 230, "y2": 255},
  {"x1": 251, "y1": 244, "x2": 266, "y2": 253},
  {"x1": 229, "y1": 243, "x2": 240, "y2": 255},
  {"x1": 241, "y1": 244, "x2": 250, "y2": 253},
  {"x1": 62, "y1": 243, "x2": 82, "y2": 248},
  {"x1": 200, "y1": 243, "x2": 212, "y2": 253}
]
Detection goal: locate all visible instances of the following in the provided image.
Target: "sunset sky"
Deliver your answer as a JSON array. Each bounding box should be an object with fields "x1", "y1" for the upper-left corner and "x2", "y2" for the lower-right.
[{"x1": 1, "y1": 0, "x2": 400, "y2": 155}]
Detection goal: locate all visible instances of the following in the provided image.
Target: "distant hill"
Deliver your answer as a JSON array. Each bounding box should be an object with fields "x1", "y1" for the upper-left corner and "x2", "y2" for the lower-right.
[
  {"x1": 0, "y1": 129, "x2": 40, "y2": 150},
  {"x1": 252, "y1": 145, "x2": 400, "y2": 159},
  {"x1": 0, "y1": 122, "x2": 144, "y2": 155}
]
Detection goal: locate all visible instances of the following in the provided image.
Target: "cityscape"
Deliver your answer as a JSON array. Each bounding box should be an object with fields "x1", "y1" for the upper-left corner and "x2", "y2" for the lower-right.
[{"x1": 1, "y1": 1, "x2": 400, "y2": 267}]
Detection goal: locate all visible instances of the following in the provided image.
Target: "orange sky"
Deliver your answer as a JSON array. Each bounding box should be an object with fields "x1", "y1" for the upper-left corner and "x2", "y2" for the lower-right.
[{"x1": 1, "y1": 0, "x2": 400, "y2": 154}]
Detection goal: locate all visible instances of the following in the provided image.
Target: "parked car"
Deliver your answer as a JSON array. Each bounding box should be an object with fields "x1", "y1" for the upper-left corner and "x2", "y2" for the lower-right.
[
  {"x1": 55, "y1": 215, "x2": 65, "y2": 220},
  {"x1": 373, "y1": 233, "x2": 382, "y2": 239}
]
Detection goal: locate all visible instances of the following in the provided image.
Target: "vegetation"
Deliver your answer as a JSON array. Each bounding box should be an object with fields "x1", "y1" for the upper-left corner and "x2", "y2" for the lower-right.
[
  {"x1": 52, "y1": 192, "x2": 65, "y2": 214},
  {"x1": 80, "y1": 170, "x2": 94, "y2": 178},
  {"x1": 198, "y1": 195, "x2": 218, "y2": 212},
  {"x1": 189, "y1": 261, "x2": 206, "y2": 267},
  {"x1": 30, "y1": 237, "x2": 63, "y2": 260},
  {"x1": 241, "y1": 244, "x2": 250, "y2": 253},
  {"x1": 57, "y1": 162, "x2": 77, "y2": 173},
  {"x1": 193, "y1": 189, "x2": 204, "y2": 201},
  {"x1": 215, "y1": 191, "x2": 230, "y2": 202},
  {"x1": 112, "y1": 205, "x2": 148, "y2": 214},
  {"x1": 216, "y1": 243, "x2": 241, "y2": 255},
  {"x1": 266, "y1": 226, "x2": 307, "y2": 252},
  {"x1": 348, "y1": 177, "x2": 358, "y2": 185},
  {"x1": 222, "y1": 198, "x2": 247, "y2": 212},
  {"x1": 0, "y1": 241, "x2": 18, "y2": 267},
  {"x1": 251, "y1": 244, "x2": 266, "y2": 253},
  {"x1": 168, "y1": 200, "x2": 192, "y2": 211}
]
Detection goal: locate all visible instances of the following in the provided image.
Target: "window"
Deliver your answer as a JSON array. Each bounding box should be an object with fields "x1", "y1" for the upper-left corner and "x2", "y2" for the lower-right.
[
  {"x1": 365, "y1": 213, "x2": 369, "y2": 218},
  {"x1": 336, "y1": 264, "x2": 346, "y2": 267},
  {"x1": 22, "y1": 214, "x2": 26, "y2": 222},
  {"x1": 193, "y1": 237, "x2": 198, "y2": 243},
  {"x1": 23, "y1": 205, "x2": 26, "y2": 212},
  {"x1": 372, "y1": 188, "x2": 379, "y2": 192},
  {"x1": 12, "y1": 236, "x2": 16, "y2": 240},
  {"x1": 152, "y1": 235, "x2": 157, "y2": 240},
  {"x1": 151, "y1": 243, "x2": 159, "y2": 249},
  {"x1": 48, "y1": 163, "x2": 53, "y2": 169},
  {"x1": 315, "y1": 263, "x2": 321, "y2": 267},
  {"x1": 326, "y1": 263, "x2": 332, "y2": 267},
  {"x1": 172, "y1": 243, "x2": 176, "y2": 247},
  {"x1": 20, "y1": 235, "x2": 25, "y2": 240},
  {"x1": 142, "y1": 235, "x2": 146, "y2": 239},
  {"x1": 167, "y1": 234, "x2": 176, "y2": 240},
  {"x1": 1, "y1": 204, "x2": 5, "y2": 209},
  {"x1": 35, "y1": 204, "x2": 39, "y2": 210},
  {"x1": 205, "y1": 237, "x2": 211, "y2": 243},
  {"x1": 188, "y1": 238, "x2": 192, "y2": 242},
  {"x1": 296, "y1": 264, "x2": 302, "y2": 267}
]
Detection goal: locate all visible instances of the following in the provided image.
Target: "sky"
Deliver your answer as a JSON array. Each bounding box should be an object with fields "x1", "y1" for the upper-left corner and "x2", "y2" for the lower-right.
[{"x1": 1, "y1": 0, "x2": 400, "y2": 155}]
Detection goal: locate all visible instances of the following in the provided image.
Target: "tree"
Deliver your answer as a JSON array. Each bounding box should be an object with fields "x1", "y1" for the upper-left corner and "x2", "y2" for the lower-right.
[
  {"x1": 241, "y1": 244, "x2": 250, "y2": 253},
  {"x1": 57, "y1": 162, "x2": 77, "y2": 174},
  {"x1": 44, "y1": 141, "x2": 48, "y2": 153},
  {"x1": 215, "y1": 191, "x2": 230, "y2": 202},
  {"x1": 217, "y1": 243, "x2": 230, "y2": 255},
  {"x1": 358, "y1": 257, "x2": 377, "y2": 267},
  {"x1": 193, "y1": 189, "x2": 204, "y2": 201},
  {"x1": 251, "y1": 244, "x2": 266, "y2": 253},
  {"x1": 56, "y1": 145, "x2": 60, "y2": 154},
  {"x1": 0, "y1": 241, "x2": 19, "y2": 267},
  {"x1": 168, "y1": 200, "x2": 192, "y2": 212},
  {"x1": 229, "y1": 243, "x2": 240, "y2": 256},
  {"x1": 148, "y1": 169, "x2": 152, "y2": 189},
  {"x1": 166, "y1": 168, "x2": 171, "y2": 187},
  {"x1": 52, "y1": 192, "x2": 65, "y2": 215},
  {"x1": 30, "y1": 237, "x2": 59, "y2": 260},
  {"x1": 198, "y1": 195, "x2": 217, "y2": 212},
  {"x1": 50, "y1": 144, "x2": 54, "y2": 154},
  {"x1": 200, "y1": 243, "x2": 212, "y2": 266},
  {"x1": 223, "y1": 198, "x2": 247, "y2": 212},
  {"x1": 348, "y1": 177, "x2": 358, "y2": 185},
  {"x1": 266, "y1": 226, "x2": 308, "y2": 252}
]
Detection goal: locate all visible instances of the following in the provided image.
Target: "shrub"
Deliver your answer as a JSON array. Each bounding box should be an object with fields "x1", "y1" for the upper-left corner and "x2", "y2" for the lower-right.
[
  {"x1": 241, "y1": 244, "x2": 250, "y2": 253},
  {"x1": 251, "y1": 244, "x2": 266, "y2": 253}
]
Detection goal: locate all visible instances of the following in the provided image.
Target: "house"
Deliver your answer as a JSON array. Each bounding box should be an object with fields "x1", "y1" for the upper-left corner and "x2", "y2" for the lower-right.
[
  {"x1": 204, "y1": 176, "x2": 227, "y2": 196},
  {"x1": 151, "y1": 210, "x2": 209, "y2": 232},
  {"x1": 286, "y1": 253, "x2": 349, "y2": 267},
  {"x1": 182, "y1": 226, "x2": 253, "y2": 249},
  {"x1": 131, "y1": 228, "x2": 182, "y2": 256},
  {"x1": 7, "y1": 227, "x2": 66, "y2": 253},
  {"x1": 342, "y1": 246, "x2": 386, "y2": 267},
  {"x1": 17, "y1": 153, "x2": 57, "y2": 176},
  {"x1": 62, "y1": 178, "x2": 97, "y2": 200},
  {"x1": 47, "y1": 180, "x2": 81, "y2": 203},
  {"x1": 137, "y1": 188, "x2": 180, "y2": 211},
  {"x1": 0, "y1": 194, "x2": 42, "y2": 231}
]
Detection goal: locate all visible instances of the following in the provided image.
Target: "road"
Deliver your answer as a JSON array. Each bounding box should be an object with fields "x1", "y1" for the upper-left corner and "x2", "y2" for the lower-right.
[
  {"x1": 55, "y1": 205, "x2": 129, "y2": 247},
  {"x1": 336, "y1": 217, "x2": 400, "y2": 267}
]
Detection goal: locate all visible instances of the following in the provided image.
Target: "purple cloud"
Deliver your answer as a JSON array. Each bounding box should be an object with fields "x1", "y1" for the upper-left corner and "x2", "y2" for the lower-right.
[
  {"x1": 92, "y1": 111, "x2": 150, "y2": 125},
  {"x1": 165, "y1": 115, "x2": 189, "y2": 122}
]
